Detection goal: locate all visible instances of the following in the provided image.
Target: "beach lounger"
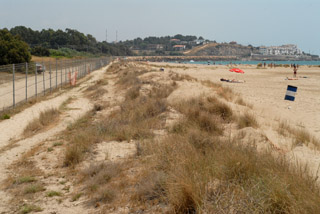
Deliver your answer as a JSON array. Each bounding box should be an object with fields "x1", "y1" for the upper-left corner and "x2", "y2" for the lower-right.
[
  {"x1": 286, "y1": 77, "x2": 298, "y2": 80},
  {"x1": 220, "y1": 78, "x2": 245, "y2": 83}
]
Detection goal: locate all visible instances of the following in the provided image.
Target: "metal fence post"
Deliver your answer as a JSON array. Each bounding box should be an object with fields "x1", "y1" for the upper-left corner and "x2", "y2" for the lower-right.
[
  {"x1": 43, "y1": 68, "x2": 45, "y2": 95},
  {"x1": 60, "y1": 60, "x2": 63, "y2": 88},
  {"x1": 65, "y1": 61, "x2": 67, "y2": 85},
  {"x1": 50, "y1": 63, "x2": 52, "y2": 93},
  {"x1": 81, "y1": 60, "x2": 83, "y2": 77},
  {"x1": 55, "y1": 59, "x2": 58, "y2": 88},
  {"x1": 35, "y1": 64, "x2": 37, "y2": 97},
  {"x1": 13, "y1": 64, "x2": 15, "y2": 107},
  {"x1": 78, "y1": 61, "x2": 80, "y2": 78},
  {"x1": 85, "y1": 59, "x2": 86, "y2": 75},
  {"x1": 25, "y1": 62, "x2": 28, "y2": 102},
  {"x1": 79, "y1": 60, "x2": 81, "y2": 78},
  {"x1": 78, "y1": 60, "x2": 80, "y2": 78}
]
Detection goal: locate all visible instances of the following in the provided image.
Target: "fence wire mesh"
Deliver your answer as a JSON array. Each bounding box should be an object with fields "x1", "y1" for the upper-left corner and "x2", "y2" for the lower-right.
[{"x1": 0, "y1": 57, "x2": 112, "y2": 111}]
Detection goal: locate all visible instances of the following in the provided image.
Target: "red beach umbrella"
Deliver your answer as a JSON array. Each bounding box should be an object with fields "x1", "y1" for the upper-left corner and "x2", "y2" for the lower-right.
[{"x1": 229, "y1": 68, "x2": 244, "y2": 74}]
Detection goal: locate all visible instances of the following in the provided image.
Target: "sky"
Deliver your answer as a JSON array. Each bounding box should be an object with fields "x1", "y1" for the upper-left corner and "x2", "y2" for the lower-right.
[{"x1": 0, "y1": 0, "x2": 319, "y2": 55}]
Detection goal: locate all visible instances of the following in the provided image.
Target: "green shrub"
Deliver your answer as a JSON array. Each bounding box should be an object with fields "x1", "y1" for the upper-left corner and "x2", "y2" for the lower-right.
[{"x1": 1, "y1": 114, "x2": 10, "y2": 120}]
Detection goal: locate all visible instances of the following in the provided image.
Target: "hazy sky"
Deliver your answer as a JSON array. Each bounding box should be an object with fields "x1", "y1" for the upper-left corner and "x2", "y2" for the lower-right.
[{"x1": 1, "y1": 0, "x2": 319, "y2": 54}]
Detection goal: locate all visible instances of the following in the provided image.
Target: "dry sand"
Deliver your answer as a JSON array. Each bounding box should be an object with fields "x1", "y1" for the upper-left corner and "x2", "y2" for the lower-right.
[
  {"x1": 154, "y1": 61, "x2": 320, "y2": 181},
  {"x1": 0, "y1": 65, "x2": 110, "y2": 213},
  {"x1": 154, "y1": 62, "x2": 320, "y2": 140},
  {"x1": 1, "y1": 60, "x2": 320, "y2": 213}
]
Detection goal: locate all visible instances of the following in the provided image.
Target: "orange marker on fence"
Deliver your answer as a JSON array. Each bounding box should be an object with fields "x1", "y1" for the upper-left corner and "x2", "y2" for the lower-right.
[{"x1": 68, "y1": 71, "x2": 78, "y2": 86}]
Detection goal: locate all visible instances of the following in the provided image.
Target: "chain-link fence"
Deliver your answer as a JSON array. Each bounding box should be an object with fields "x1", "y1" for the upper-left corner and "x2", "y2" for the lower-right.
[{"x1": 0, "y1": 57, "x2": 112, "y2": 111}]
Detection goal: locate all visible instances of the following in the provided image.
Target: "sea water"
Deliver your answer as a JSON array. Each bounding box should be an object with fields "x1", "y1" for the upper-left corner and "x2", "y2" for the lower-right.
[{"x1": 175, "y1": 60, "x2": 320, "y2": 66}]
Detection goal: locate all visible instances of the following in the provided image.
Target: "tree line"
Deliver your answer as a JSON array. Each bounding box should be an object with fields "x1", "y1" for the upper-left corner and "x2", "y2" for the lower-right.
[
  {"x1": 9, "y1": 26, "x2": 132, "y2": 56},
  {"x1": 0, "y1": 29, "x2": 31, "y2": 65},
  {"x1": 121, "y1": 34, "x2": 205, "y2": 52},
  {"x1": 0, "y1": 26, "x2": 205, "y2": 65}
]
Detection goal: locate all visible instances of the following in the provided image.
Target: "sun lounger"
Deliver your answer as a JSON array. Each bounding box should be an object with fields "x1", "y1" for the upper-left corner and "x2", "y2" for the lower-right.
[
  {"x1": 220, "y1": 78, "x2": 245, "y2": 83},
  {"x1": 286, "y1": 77, "x2": 298, "y2": 80}
]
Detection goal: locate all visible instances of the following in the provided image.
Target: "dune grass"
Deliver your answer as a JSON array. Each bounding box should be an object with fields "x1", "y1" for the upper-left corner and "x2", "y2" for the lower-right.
[
  {"x1": 14, "y1": 176, "x2": 36, "y2": 184},
  {"x1": 20, "y1": 204, "x2": 42, "y2": 214},
  {"x1": 24, "y1": 184, "x2": 45, "y2": 194},
  {"x1": 23, "y1": 108, "x2": 60, "y2": 136},
  {"x1": 136, "y1": 97, "x2": 320, "y2": 213},
  {"x1": 62, "y1": 61, "x2": 320, "y2": 213},
  {"x1": 46, "y1": 191, "x2": 62, "y2": 197},
  {"x1": 278, "y1": 120, "x2": 320, "y2": 149},
  {"x1": 237, "y1": 112, "x2": 259, "y2": 129},
  {"x1": 64, "y1": 63, "x2": 176, "y2": 167}
]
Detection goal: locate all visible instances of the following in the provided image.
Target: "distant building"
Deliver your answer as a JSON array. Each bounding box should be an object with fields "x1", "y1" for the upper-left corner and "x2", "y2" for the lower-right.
[
  {"x1": 170, "y1": 39, "x2": 180, "y2": 43},
  {"x1": 189, "y1": 39, "x2": 208, "y2": 46},
  {"x1": 173, "y1": 45, "x2": 186, "y2": 51},
  {"x1": 146, "y1": 44, "x2": 164, "y2": 50},
  {"x1": 259, "y1": 44, "x2": 302, "y2": 56}
]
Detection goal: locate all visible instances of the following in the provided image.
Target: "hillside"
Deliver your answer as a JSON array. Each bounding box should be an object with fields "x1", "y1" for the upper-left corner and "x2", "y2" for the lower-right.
[
  {"x1": 184, "y1": 42, "x2": 260, "y2": 57},
  {"x1": 5, "y1": 26, "x2": 133, "y2": 57}
]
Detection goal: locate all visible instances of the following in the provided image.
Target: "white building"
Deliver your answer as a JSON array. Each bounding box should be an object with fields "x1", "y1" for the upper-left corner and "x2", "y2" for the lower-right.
[{"x1": 259, "y1": 44, "x2": 302, "y2": 56}]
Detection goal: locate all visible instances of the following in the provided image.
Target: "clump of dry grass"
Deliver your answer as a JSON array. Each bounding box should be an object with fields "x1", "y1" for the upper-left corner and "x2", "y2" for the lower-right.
[
  {"x1": 235, "y1": 96, "x2": 252, "y2": 108},
  {"x1": 81, "y1": 162, "x2": 120, "y2": 187},
  {"x1": 131, "y1": 89, "x2": 320, "y2": 213},
  {"x1": 14, "y1": 176, "x2": 36, "y2": 184},
  {"x1": 201, "y1": 80, "x2": 221, "y2": 89},
  {"x1": 79, "y1": 162, "x2": 120, "y2": 204},
  {"x1": 174, "y1": 96, "x2": 234, "y2": 136},
  {"x1": 89, "y1": 88, "x2": 108, "y2": 100},
  {"x1": 201, "y1": 80, "x2": 235, "y2": 101},
  {"x1": 59, "y1": 97, "x2": 74, "y2": 111},
  {"x1": 125, "y1": 85, "x2": 141, "y2": 100},
  {"x1": 64, "y1": 64, "x2": 177, "y2": 166},
  {"x1": 85, "y1": 79, "x2": 109, "y2": 101},
  {"x1": 85, "y1": 79, "x2": 108, "y2": 92},
  {"x1": 217, "y1": 86, "x2": 234, "y2": 101},
  {"x1": 293, "y1": 128, "x2": 313, "y2": 147},
  {"x1": 100, "y1": 95, "x2": 167, "y2": 142},
  {"x1": 64, "y1": 145, "x2": 85, "y2": 167},
  {"x1": 23, "y1": 108, "x2": 60, "y2": 136},
  {"x1": 140, "y1": 129, "x2": 320, "y2": 213},
  {"x1": 20, "y1": 204, "x2": 42, "y2": 214},
  {"x1": 237, "y1": 112, "x2": 259, "y2": 129},
  {"x1": 107, "y1": 62, "x2": 123, "y2": 74},
  {"x1": 24, "y1": 184, "x2": 45, "y2": 194},
  {"x1": 116, "y1": 69, "x2": 147, "y2": 87},
  {"x1": 64, "y1": 112, "x2": 100, "y2": 166},
  {"x1": 278, "y1": 121, "x2": 320, "y2": 149},
  {"x1": 278, "y1": 120, "x2": 293, "y2": 137},
  {"x1": 94, "y1": 188, "x2": 115, "y2": 203},
  {"x1": 98, "y1": 67, "x2": 176, "y2": 142},
  {"x1": 133, "y1": 171, "x2": 166, "y2": 202},
  {"x1": 206, "y1": 97, "x2": 233, "y2": 121},
  {"x1": 46, "y1": 191, "x2": 62, "y2": 197},
  {"x1": 169, "y1": 73, "x2": 196, "y2": 82},
  {"x1": 71, "y1": 193, "x2": 83, "y2": 202},
  {"x1": 64, "y1": 126, "x2": 100, "y2": 166}
]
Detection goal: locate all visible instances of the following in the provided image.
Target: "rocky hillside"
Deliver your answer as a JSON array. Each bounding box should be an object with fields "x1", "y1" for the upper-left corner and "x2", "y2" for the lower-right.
[{"x1": 185, "y1": 43, "x2": 260, "y2": 57}]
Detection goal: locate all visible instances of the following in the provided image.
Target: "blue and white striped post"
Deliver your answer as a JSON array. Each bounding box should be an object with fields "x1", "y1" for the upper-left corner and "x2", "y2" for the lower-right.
[{"x1": 285, "y1": 85, "x2": 297, "y2": 101}]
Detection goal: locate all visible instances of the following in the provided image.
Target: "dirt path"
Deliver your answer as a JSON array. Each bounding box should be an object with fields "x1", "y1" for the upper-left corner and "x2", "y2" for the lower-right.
[{"x1": 0, "y1": 65, "x2": 111, "y2": 213}]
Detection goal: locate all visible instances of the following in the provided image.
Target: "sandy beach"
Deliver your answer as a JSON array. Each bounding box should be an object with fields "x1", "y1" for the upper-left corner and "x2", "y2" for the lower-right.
[
  {"x1": 153, "y1": 62, "x2": 320, "y2": 140},
  {"x1": 1, "y1": 60, "x2": 320, "y2": 213}
]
